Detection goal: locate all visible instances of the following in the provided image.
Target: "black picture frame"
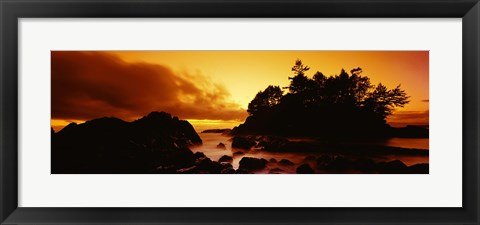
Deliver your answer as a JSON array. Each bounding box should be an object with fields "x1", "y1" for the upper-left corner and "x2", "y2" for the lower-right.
[{"x1": 1, "y1": 0, "x2": 479, "y2": 224}]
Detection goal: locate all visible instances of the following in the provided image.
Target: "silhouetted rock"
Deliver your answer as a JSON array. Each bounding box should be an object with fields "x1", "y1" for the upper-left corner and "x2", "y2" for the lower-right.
[
  {"x1": 157, "y1": 148, "x2": 197, "y2": 169},
  {"x1": 257, "y1": 136, "x2": 289, "y2": 149},
  {"x1": 177, "y1": 159, "x2": 234, "y2": 174},
  {"x1": 195, "y1": 157, "x2": 224, "y2": 173},
  {"x1": 238, "y1": 157, "x2": 267, "y2": 171},
  {"x1": 269, "y1": 158, "x2": 277, "y2": 163},
  {"x1": 376, "y1": 160, "x2": 408, "y2": 174},
  {"x1": 221, "y1": 166, "x2": 236, "y2": 174},
  {"x1": 233, "y1": 151, "x2": 245, "y2": 156},
  {"x1": 132, "y1": 111, "x2": 202, "y2": 148},
  {"x1": 194, "y1": 152, "x2": 206, "y2": 160},
  {"x1": 232, "y1": 136, "x2": 256, "y2": 149},
  {"x1": 316, "y1": 155, "x2": 333, "y2": 168},
  {"x1": 325, "y1": 156, "x2": 353, "y2": 171},
  {"x1": 216, "y1": 142, "x2": 226, "y2": 149},
  {"x1": 406, "y1": 163, "x2": 429, "y2": 174},
  {"x1": 278, "y1": 159, "x2": 294, "y2": 166},
  {"x1": 51, "y1": 111, "x2": 203, "y2": 174},
  {"x1": 269, "y1": 168, "x2": 285, "y2": 174},
  {"x1": 235, "y1": 169, "x2": 253, "y2": 174},
  {"x1": 151, "y1": 148, "x2": 200, "y2": 174},
  {"x1": 202, "y1": 129, "x2": 232, "y2": 135},
  {"x1": 218, "y1": 155, "x2": 233, "y2": 163},
  {"x1": 390, "y1": 125, "x2": 429, "y2": 138},
  {"x1": 353, "y1": 158, "x2": 376, "y2": 172},
  {"x1": 296, "y1": 164, "x2": 314, "y2": 174}
]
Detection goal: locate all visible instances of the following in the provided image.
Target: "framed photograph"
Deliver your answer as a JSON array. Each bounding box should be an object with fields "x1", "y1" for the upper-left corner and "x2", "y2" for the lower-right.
[{"x1": 1, "y1": 0, "x2": 478, "y2": 224}]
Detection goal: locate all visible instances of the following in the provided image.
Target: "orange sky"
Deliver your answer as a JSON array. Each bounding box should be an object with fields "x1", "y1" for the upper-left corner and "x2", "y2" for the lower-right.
[{"x1": 51, "y1": 51, "x2": 429, "y2": 132}]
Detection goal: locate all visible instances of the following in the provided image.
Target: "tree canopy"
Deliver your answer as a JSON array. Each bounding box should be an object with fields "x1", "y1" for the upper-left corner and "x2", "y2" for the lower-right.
[
  {"x1": 247, "y1": 85, "x2": 283, "y2": 115},
  {"x1": 235, "y1": 59, "x2": 410, "y2": 137}
]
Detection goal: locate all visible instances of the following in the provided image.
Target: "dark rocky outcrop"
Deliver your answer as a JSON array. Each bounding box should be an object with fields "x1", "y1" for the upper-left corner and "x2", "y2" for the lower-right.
[
  {"x1": 353, "y1": 158, "x2": 376, "y2": 173},
  {"x1": 216, "y1": 142, "x2": 226, "y2": 149},
  {"x1": 390, "y1": 125, "x2": 429, "y2": 138},
  {"x1": 406, "y1": 163, "x2": 429, "y2": 174},
  {"x1": 316, "y1": 155, "x2": 333, "y2": 168},
  {"x1": 52, "y1": 111, "x2": 203, "y2": 174},
  {"x1": 194, "y1": 152, "x2": 206, "y2": 159},
  {"x1": 231, "y1": 136, "x2": 256, "y2": 149},
  {"x1": 375, "y1": 160, "x2": 408, "y2": 174},
  {"x1": 256, "y1": 136, "x2": 289, "y2": 149},
  {"x1": 218, "y1": 155, "x2": 233, "y2": 163},
  {"x1": 202, "y1": 129, "x2": 232, "y2": 135},
  {"x1": 278, "y1": 159, "x2": 295, "y2": 166},
  {"x1": 194, "y1": 158, "x2": 224, "y2": 174},
  {"x1": 296, "y1": 164, "x2": 314, "y2": 174},
  {"x1": 325, "y1": 156, "x2": 354, "y2": 171},
  {"x1": 221, "y1": 166, "x2": 236, "y2": 174},
  {"x1": 233, "y1": 151, "x2": 245, "y2": 156},
  {"x1": 176, "y1": 154, "x2": 234, "y2": 174},
  {"x1": 238, "y1": 157, "x2": 267, "y2": 172}
]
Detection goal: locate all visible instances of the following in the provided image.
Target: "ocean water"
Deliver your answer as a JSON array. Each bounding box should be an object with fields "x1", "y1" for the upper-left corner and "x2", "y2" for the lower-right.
[{"x1": 190, "y1": 133, "x2": 429, "y2": 173}]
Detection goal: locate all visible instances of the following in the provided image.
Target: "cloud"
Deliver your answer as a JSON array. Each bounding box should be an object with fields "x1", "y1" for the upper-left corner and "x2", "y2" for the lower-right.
[
  {"x1": 421, "y1": 99, "x2": 429, "y2": 103},
  {"x1": 51, "y1": 51, "x2": 247, "y2": 122}
]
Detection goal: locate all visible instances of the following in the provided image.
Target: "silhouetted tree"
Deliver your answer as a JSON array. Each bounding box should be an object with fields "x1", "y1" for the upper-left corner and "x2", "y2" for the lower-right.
[
  {"x1": 288, "y1": 59, "x2": 312, "y2": 94},
  {"x1": 233, "y1": 59, "x2": 411, "y2": 138},
  {"x1": 363, "y1": 83, "x2": 410, "y2": 118},
  {"x1": 247, "y1": 85, "x2": 283, "y2": 115}
]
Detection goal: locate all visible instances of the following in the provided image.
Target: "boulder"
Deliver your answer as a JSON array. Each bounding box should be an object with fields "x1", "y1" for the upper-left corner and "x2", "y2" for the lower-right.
[
  {"x1": 296, "y1": 164, "x2": 315, "y2": 174},
  {"x1": 221, "y1": 167, "x2": 236, "y2": 174},
  {"x1": 390, "y1": 125, "x2": 429, "y2": 138},
  {"x1": 353, "y1": 158, "x2": 376, "y2": 172},
  {"x1": 376, "y1": 160, "x2": 408, "y2": 174},
  {"x1": 52, "y1": 111, "x2": 203, "y2": 174},
  {"x1": 195, "y1": 157, "x2": 223, "y2": 173},
  {"x1": 238, "y1": 157, "x2": 267, "y2": 171},
  {"x1": 216, "y1": 142, "x2": 227, "y2": 149},
  {"x1": 232, "y1": 136, "x2": 256, "y2": 149},
  {"x1": 278, "y1": 159, "x2": 295, "y2": 166},
  {"x1": 218, "y1": 155, "x2": 233, "y2": 163},
  {"x1": 406, "y1": 163, "x2": 429, "y2": 174},
  {"x1": 316, "y1": 154, "x2": 333, "y2": 168},
  {"x1": 194, "y1": 151, "x2": 206, "y2": 159},
  {"x1": 235, "y1": 169, "x2": 253, "y2": 174},
  {"x1": 202, "y1": 129, "x2": 232, "y2": 134},
  {"x1": 325, "y1": 155, "x2": 353, "y2": 171},
  {"x1": 257, "y1": 136, "x2": 289, "y2": 150},
  {"x1": 233, "y1": 151, "x2": 245, "y2": 156}
]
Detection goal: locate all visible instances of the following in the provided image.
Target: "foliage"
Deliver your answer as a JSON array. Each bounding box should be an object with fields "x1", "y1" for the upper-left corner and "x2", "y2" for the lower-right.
[
  {"x1": 247, "y1": 85, "x2": 283, "y2": 115},
  {"x1": 236, "y1": 59, "x2": 410, "y2": 137}
]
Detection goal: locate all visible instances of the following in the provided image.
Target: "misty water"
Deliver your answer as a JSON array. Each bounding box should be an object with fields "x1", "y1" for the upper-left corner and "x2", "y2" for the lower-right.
[{"x1": 190, "y1": 133, "x2": 429, "y2": 173}]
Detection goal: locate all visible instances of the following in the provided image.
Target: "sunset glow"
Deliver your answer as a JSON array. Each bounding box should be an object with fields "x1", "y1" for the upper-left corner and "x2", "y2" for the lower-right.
[{"x1": 51, "y1": 51, "x2": 428, "y2": 132}]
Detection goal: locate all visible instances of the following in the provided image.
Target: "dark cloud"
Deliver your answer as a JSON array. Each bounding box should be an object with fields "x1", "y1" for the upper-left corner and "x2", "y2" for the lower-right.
[{"x1": 52, "y1": 51, "x2": 247, "y2": 121}]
